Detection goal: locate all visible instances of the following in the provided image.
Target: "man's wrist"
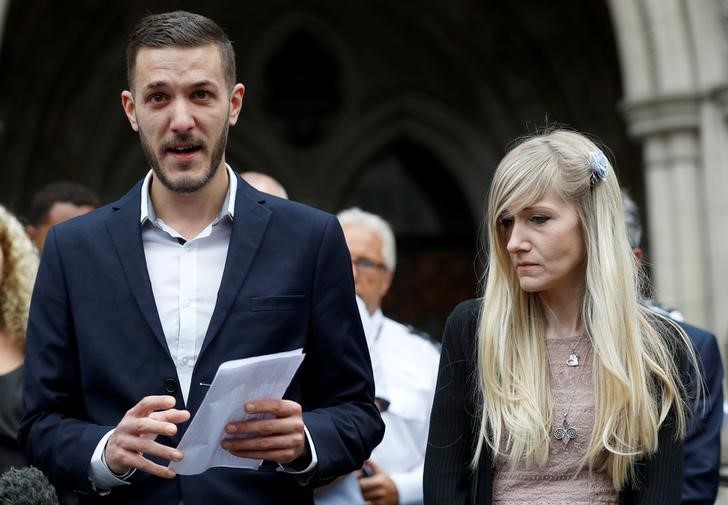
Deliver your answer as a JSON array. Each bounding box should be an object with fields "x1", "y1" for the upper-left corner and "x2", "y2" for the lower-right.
[
  {"x1": 88, "y1": 429, "x2": 134, "y2": 494},
  {"x1": 278, "y1": 425, "x2": 318, "y2": 485},
  {"x1": 101, "y1": 445, "x2": 135, "y2": 480}
]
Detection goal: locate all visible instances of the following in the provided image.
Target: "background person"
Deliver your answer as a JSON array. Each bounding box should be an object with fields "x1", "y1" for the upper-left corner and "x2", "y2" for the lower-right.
[
  {"x1": 19, "y1": 11, "x2": 383, "y2": 504},
  {"x1": 0, "y1": 205, "x2": 38, "y2": 474},
  {"x1": 315, "y1": 207, "x2": 440, "y2": 505},
  {"x1": 622, "y1": 189, "x2": 723, "y2": 504},
  {"x1": 24, "y1": 182, "x2": 99, "y2": 253},
  {"x1": 424, "y1": 129, "x2": 699, "y2": 504},
  {"x1": 240, "y1": 171, "x2": 289, "y2": 199}
]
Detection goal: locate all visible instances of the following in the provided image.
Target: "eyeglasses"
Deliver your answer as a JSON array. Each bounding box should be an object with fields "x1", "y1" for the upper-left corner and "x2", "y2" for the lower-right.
[{"x1": 352, "y1": 257, "x2": 387, "y2": 271}]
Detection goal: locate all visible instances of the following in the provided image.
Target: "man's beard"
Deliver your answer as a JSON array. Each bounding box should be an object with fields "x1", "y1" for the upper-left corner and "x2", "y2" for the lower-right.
[{"x1": 139, "y1": 121, "x2": 229, "y2": 194}]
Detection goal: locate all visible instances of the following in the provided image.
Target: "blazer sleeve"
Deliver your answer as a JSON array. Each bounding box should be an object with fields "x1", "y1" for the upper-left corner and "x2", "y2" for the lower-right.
[
  {"x1": 424, "y1": 300, "x2": 481, "y2": 505},
  {"x1": 299, "y1": 215, "x2": 385, "y2": 486},
  {"x1": 18, "y1": 228, "x2": 111, "y2": 494},
  {"x1": 681, "y1": 325, "x2": 723, "y2": 504},
  {"x1": 623, "y1": 317, "x2": 686, "y2": 505},
  {"x1": 621, "y1": 411, "x2": 684, "y2": 505}
]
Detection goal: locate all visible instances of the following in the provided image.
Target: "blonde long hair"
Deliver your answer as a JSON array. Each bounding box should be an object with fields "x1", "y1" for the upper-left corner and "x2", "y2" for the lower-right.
[
  {"x1": 474, "y1": 129, "x2": 694, "y2": 489},
  {"x1": 0, "y1": 204, "x2": 39, "y2": 349}
]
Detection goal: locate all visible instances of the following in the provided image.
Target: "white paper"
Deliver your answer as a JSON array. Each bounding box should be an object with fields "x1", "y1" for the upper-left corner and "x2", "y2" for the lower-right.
[{"x1": 169, "y1": 348, "x2": 305, "y2": 475}]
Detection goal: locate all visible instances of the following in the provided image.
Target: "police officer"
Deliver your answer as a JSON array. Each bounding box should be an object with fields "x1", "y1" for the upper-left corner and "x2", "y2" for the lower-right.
[{"x1": 315, "y1": 208, "x2": 440, "y2": 505}]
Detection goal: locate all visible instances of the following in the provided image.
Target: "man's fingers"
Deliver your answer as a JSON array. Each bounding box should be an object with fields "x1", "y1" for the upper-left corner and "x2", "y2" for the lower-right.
[
  {"x1": 106, "y1": 401, "x2": 188, "y2": 476},
  {"x1": 126, "y1": 395, "x2": 177, "y2": 417},
  {"x1": 222, "y1": 432, "x2": 305, "y2": 464},
  {"x1": 118, "y1": 451, "x2": 178, "y2": 480},
  {"x1": 365, "y1": 459, "x2": 382, "y2": 473},
  {"x1": 110, "y1": 434, "x2": 184, "y2": 463},
  {"x1": 358, "y1": 475, "x2": 381, "y2": 493},
  {"x1": 225, "y1": 415, "x2": 303, "y2": 436},
  {"x1": 149, "y1": 408, "x2": 191, "y2": 425},
  {"x1": 222, "y1": 432, "x2": 304, "y2": 452},
  {"x1": 361, "y1": 485, "x2": 385, "y2": 500},
  {"x1": 118, "y1": 415, "x2": 180, "y2": 438},
  {"x1": 244, "y1": 399, "x2": 301, "y2": 417}
]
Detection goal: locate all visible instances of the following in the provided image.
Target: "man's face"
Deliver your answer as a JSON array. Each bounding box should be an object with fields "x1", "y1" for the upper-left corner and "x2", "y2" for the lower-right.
[
  {"x1": 342, "y1": 224, "x2": 393, "y2": 315},
  {"x1": 121, "y1": 45, "x2": 244, "y2": 194},
  {"x1": 27, "y1": 202, "x2": 95, "y2": 252}
]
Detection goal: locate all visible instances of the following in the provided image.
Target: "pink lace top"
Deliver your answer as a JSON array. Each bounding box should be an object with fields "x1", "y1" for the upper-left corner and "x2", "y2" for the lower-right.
[{"x1": 492, "y1": 335, "x2": 619, "y2": 504}]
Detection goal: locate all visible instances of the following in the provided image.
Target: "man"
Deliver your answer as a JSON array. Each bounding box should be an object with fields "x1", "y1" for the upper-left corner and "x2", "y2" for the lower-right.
[
  {"x1": 20, "y1": 11, "x2": 383, "y2": 505},
  {"x1": 25, "y1": 181, "x2": 99, "y2": 253},
  {"x1": 240, "y1": 171, "x2": 289, "y2": 199},
  {"x1": 622, "y1": 190, "x2": 723, "y2": 504},
  {"x1": 315, "y1": 208, "x2": 440, "y2": 505}
]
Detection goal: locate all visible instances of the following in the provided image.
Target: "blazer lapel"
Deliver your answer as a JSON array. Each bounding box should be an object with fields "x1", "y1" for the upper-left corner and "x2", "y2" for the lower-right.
[
  {"x1": 105, "y1": 182, "x2": 170, "y2": 357},
  {"x1": 200, "y1": 182, "x2": 271, "y2": 355}
]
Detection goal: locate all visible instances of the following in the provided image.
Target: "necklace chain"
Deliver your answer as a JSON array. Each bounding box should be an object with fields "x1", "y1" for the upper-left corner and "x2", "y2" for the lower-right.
[{"x1": 549, "y1": 337, "x2": 590, "y2": 446}]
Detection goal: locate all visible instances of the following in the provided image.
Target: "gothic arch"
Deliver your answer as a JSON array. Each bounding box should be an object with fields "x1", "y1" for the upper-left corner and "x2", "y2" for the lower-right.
[{"x1": 315, "y1": 96, "x2": 492, "y2": 219}]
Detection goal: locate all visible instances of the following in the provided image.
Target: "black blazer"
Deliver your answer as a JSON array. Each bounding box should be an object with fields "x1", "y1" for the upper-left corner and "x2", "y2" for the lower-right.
[
  {"x1": 20, "y1": 176, "x2": 384, "y2": 505},
  {"x1": 423, "y1": 299, "x2": 684, "y2": 505}
]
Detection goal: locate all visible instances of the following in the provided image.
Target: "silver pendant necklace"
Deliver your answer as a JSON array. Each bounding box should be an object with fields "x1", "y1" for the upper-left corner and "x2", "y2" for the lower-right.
[
  {"x1": 551, "y1": 341, "x2": 591, "y2": 446},
  {"x1": 566, "y1": 335, "x2": 583, "y2": 367}
]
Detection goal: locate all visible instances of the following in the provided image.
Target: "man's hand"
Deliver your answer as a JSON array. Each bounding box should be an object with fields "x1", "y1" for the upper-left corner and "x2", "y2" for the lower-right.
[
  {"x1": 104, "y1": 395, "x2": 190, "y2": 479},
  {"x1": 221, "y1": 399, "x2": 307, "y2": 465},
  {"x1": 358, "y1": 459, "x2": 399, "y2": 505}
]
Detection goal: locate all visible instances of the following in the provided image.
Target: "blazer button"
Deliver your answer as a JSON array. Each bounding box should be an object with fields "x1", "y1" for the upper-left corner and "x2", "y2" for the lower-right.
[{"x1": 164, "y1": 377, "x2": 178, "y2": 394}]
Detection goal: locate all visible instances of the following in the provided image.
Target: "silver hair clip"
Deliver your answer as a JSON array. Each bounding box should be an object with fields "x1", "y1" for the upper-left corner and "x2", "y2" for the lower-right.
[{"x1": 587, "y1": 150, "x2": 608, "y2": 185}]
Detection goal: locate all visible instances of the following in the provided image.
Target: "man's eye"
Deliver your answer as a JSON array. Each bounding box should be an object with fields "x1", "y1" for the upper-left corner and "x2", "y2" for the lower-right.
[
  {"x1": 193, "y1": 90, "x2": 210, "y2": 100},
  {"x1": 149, "y1": 93, "x2": 166, "y2": 103}
]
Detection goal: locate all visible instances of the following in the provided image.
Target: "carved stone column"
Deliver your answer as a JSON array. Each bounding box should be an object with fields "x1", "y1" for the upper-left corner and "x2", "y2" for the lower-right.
[
  {"x1": 622, "y1": 97, "x2": 707, "y2": 322},
  {"x1": 610, "y1": 0, "x2": 728, "y2": 336}
]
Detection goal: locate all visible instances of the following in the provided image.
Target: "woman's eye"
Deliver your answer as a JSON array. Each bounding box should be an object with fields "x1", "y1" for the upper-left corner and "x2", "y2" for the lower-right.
[
  {"x1": 530, "y1": 215, "x2": 550, "y2": 225},
  {"x1": 498, "y1": 216, "x2": 514, "y2": 228}
]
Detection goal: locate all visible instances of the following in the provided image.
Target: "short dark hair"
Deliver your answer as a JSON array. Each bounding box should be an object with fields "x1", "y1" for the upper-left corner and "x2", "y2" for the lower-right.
[
  {"x1": 28, "y1": 181, "x2": 100, "y2": 226},
  {"x1": 126, "y1": 11, "x2": 236, "y2": 91}
]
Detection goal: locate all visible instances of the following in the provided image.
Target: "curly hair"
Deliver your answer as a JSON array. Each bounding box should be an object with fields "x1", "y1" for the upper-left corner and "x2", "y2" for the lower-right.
[{"x1": 0, "y1": 204, "x2": 39, "y2": 350}]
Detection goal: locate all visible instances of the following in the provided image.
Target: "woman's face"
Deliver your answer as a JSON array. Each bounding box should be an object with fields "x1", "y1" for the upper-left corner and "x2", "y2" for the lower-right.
[{"x1": 500, "y1": 188, "x2": 586, "y2": 296}]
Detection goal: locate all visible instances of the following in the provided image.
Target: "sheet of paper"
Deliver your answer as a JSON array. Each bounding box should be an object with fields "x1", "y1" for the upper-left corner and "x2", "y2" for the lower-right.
[{"x1": 169, "y1": 348, "x2": 305, "y2": 475}]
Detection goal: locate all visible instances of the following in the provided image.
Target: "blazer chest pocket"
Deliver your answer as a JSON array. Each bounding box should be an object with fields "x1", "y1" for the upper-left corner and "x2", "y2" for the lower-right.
[{"x1": 250, "y1": 294, "x2": 306, "y2": 312}]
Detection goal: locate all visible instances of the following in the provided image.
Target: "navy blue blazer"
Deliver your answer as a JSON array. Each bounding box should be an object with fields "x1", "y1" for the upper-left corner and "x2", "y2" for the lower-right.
[
  {"x1": 678, "y1": 321, "x2": 723, "y2": 505},
  {"x1": 19, "y1": 176, "x2": 384, "y2": 505}
]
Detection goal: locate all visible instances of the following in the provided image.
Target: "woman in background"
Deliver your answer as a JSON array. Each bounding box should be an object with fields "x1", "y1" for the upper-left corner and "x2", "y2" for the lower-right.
[
  {"x1": 0, "y1": 204, "x2": 38, "y2": 473},
  {"x1": 424, "y1": 129, "x2": 697, "y2": 504}
]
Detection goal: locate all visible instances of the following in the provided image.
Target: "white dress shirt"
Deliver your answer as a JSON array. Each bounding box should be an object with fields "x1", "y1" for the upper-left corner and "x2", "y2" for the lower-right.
[
  {"x1": 140, "y1": 170, "x2": 235, "y2": 403},
  {"x1": 88, "y1": 167, "x2": 236, "y2": 491}
]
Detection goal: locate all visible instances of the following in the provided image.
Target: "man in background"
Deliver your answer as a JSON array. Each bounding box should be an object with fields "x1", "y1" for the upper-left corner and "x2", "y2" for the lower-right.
[
  {"x1": 315, "y1": 207, "x2": 440, "y2": 505},
  {"x1": 25, "y1": 182, "x2": 99, "y2": 253},
  {"x1": 240, "y1": 171, "x2": 288, "y2": 199},
  {"x1": 622, "y1": 190, "x2": 723, "y2": 504}
]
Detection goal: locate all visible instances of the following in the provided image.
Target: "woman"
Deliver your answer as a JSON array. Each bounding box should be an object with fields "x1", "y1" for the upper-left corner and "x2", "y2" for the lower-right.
[
  {"x1": 0, "y1": 204, "x2": 39, "y2": 473},
  {"x1": 424, "y1": 129, "x2": 697, "y2": 504}
]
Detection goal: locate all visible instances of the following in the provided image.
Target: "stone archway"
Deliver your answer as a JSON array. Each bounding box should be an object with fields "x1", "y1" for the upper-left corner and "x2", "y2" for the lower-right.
[{"x1": 338, "y1": 136, "x2": 478, "y2": 339}]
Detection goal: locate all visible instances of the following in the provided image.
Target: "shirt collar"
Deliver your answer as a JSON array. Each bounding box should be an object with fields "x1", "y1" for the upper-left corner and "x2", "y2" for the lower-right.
[
  {"x1": 140, "y1": 164, "x2": 237, "y2": 225},
  {"x1": 370, "y1": 308, "x2": 384, "y2": 331}
]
